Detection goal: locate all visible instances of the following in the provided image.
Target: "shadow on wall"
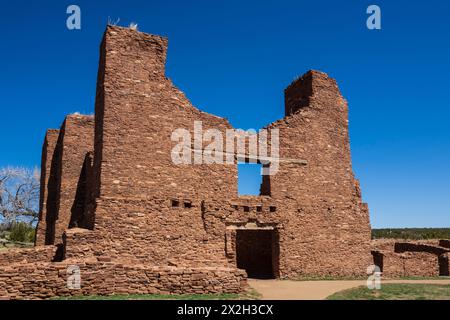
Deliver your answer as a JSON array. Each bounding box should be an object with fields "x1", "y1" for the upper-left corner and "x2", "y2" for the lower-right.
[
  {"x1": 69, "y1": 152, "x2": 95, "y2": 230},
  {"x1": 44, "y1": 130, "x2": 63, "y2": 245},
  {"x1": 439, "y1": 255, "x2": 449, "y2": 276}
]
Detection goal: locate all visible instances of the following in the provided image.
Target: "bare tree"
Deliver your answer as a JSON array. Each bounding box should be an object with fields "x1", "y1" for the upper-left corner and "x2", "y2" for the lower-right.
[{"x1": 0, "y1": 167, "x2": 40, "y2": 224}]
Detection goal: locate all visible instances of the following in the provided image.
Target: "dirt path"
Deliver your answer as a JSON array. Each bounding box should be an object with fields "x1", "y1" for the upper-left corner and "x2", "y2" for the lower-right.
[{"x1": 248, "y1": 279, "x2": 450, "y2": 300}]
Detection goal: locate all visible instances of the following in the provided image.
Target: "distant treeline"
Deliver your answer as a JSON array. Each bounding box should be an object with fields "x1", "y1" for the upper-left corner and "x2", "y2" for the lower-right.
[{"x1": 372, "y1": 228, "x2": 450, "y2": 240}]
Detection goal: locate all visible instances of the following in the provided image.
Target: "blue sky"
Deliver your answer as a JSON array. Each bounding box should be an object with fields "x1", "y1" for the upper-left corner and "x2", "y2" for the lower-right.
[{"x1": 0, "y1": 0, "x2": 449, "y2": 228}]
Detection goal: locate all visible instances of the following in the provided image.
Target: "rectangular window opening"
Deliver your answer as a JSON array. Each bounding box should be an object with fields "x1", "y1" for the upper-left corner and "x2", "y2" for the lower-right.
[{"x1": 238, "y1": 162, "x2": 263, "y2": 196}]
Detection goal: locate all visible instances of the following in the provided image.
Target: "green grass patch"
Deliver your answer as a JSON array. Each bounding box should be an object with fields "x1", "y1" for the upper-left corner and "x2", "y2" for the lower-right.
[
  {"x1": 0, "y1": 241, "x2": 33, "y2": 251},
  {"x1": 396, "y1": 276, "x2": 450, "y2": 281},
  {"x1": 327, "y1": 283, "x2": 450, "y2": 300},
  {"x1": 52, "y1": 293, "x2": 239, "y2": 300},
  {"x1": 51, "y1": 288, "x2": 261, "y2": 300},
  {"x1": 291, "y1": 275, "x2": 367, "y2": 281}
]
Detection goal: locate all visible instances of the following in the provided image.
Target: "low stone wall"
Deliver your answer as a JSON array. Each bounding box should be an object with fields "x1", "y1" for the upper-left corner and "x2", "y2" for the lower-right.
[
  {"x1": 63, "y1": 228, "x2": 97, "y2": 260},
  {"x1": 371, "y1": 239, "x2": 450, "y2": 277},
  {"x1": 0, "y1": 246, "x2": 57, "y2": 265},
  {"x1": 381, "y1": 251, "x2": 440, "y2": 277},
  {"x1": 0, "y1": 261, "x2": 247, "y2": 300},
  {"x1": 439, "y1": 240, "x2": 450, "y2": 248}
]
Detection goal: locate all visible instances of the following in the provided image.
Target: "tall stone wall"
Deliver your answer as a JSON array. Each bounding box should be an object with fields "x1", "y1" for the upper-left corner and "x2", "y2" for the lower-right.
[
  {"x1": 35, "y1": 129, "x2": 60, "y2": 246},
  {"x1": 85, "y1": 26, "x2": 240, "y2": 268},
  {"x1": 67, "y1": 198, "x2": 230, "y2": 267},
  {"x1": 262, "y1": 71, "x2": 372, "y2": 276},
  {"x1": 9, "y1": 26, "x2": 381, "y2": 301},
  {"x1": 0, "y1": 261, "x2": 247, "y2": 300},
  {"x1": 93, "y1": 26, "x2": 236, "y2": 201},
  {"x1": 42, "y1": 115, "x2": 94, "y2": 245},
  {"x1": 61, "y1": 27, "x2": 371, "y2": 278}
]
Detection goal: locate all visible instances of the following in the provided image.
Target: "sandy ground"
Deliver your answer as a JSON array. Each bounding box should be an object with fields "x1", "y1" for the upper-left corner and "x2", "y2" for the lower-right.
[{"x1": 248, "y1": 279, "x2": 450, "y2": 300}]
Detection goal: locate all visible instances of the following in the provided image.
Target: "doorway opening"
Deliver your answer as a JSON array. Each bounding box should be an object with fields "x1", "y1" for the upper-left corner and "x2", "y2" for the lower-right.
[
  {"x1": 439, "y1": 255, "x2": 449, "y2": 276},
  {"x1": 372, "y1": 251, "x2": 384, "y2": 272},
  {"x1": 235, "y1": 229, "x2": 278, "y2": 279}
]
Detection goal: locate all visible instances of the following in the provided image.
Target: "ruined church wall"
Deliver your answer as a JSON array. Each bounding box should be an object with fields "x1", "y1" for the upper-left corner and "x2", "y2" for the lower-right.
[
  {"x1": 34, "y1": 26, "x2": 373, "y2": 281},
  {"x1": 87, "y1": 28, "x2": 372, "y2": 276},
  {"x1": 65, "y1": 198, "x2": 230, "y2": 267},
  {"x1": 267, "y1": 71, "x2": 363, "y2": 206},
  {"x1": 87, "y1": 26, "x2": 240, "y2": 265},
  {"x1": 196, "y1": 196, "x2": 371, "y2": 278},
  {"x1": 44, "y1": 115, "x2": 94, "y2": 245},
  {"x1": 276, "y1": 203, "x2": 371, "y2": 277},
  {"x1": 261, "y1": 71, "x2": 372, "y2": 276}
]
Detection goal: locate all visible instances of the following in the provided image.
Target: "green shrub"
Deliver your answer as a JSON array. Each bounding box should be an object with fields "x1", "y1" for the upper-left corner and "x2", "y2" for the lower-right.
[{"x1": 8, "y1": 222, "x2": 35, "y2": 243}]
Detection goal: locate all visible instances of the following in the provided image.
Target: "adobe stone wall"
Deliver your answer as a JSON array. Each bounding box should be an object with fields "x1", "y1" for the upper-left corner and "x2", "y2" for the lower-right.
[
  {"x1": 41, "y1": 115, "x2": 94, "y2": 245},
  {"x1": 35, "y1": 129, "x2": 60, "y2": 246},
  {"x1": 9, "y1": 25, "x2": 447, "y2": 299},
  {"x1": 261, "y1": 71, "x2": 372, "y2": 276},
  {"x1": 83, "y1": 27, "x2": 372, "y2": 277},
  {"x1": 85, "y1": 26, "x2": 240, "y2": 269},
  {"x1": 4, "y1": 25, "x2": 379, "y2": 301},
  {"x1": 371, "y1": 239, "x2": 450, "y2": 277},
  {"x1": 64, "y1": 198, "x2": 231, "y2": 267},
  {"x1": 0, "y1": 261, "x2": 247, "y2": 300},
  {"x1": 0, "y1": 246, "x2": 57, "y2": 265},
  {"x1": 215, "y1": 199, "x2": 370, "y2": 277},
  {"x1": 440, "y1": 240, "x2": 450, "y2": 248},
  {"x1": 93, "y1": 26, "x2": 237, "y2": 201}
]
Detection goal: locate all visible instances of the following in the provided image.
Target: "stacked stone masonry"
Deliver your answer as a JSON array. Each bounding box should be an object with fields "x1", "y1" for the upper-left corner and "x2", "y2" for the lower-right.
[
  {"x1": 0, "y1": 25, "x2": 445, "y2": 299},
  {"x1": 0, "y1": 262, "x2": 246, "y2": 300},
  {"x1": 371, "y1": 239, "x2": 450, "y2": 277}
]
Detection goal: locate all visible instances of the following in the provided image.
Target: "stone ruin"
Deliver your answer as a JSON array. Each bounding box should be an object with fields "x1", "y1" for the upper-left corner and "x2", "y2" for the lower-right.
[
  {"x1": 371, "y1": 239, "x2": 449, "y2": 277},
  {"x1": 0, "y1": 26, "x2": 447, "y2": 299}
]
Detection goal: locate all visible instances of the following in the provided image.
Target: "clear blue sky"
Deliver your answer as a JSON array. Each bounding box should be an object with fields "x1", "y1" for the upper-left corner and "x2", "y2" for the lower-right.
[{"x1": 0, "y1": 0, "x2": 449, "y2": 228}]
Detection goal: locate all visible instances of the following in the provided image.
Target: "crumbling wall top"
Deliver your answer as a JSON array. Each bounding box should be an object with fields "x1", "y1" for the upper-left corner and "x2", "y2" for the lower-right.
[
  {"x1": 102, "y1": 25, "x2": 168, "y2": 81},
  {"x1": 284, "y1": 70, "x2": 342, "y2": 117}
]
